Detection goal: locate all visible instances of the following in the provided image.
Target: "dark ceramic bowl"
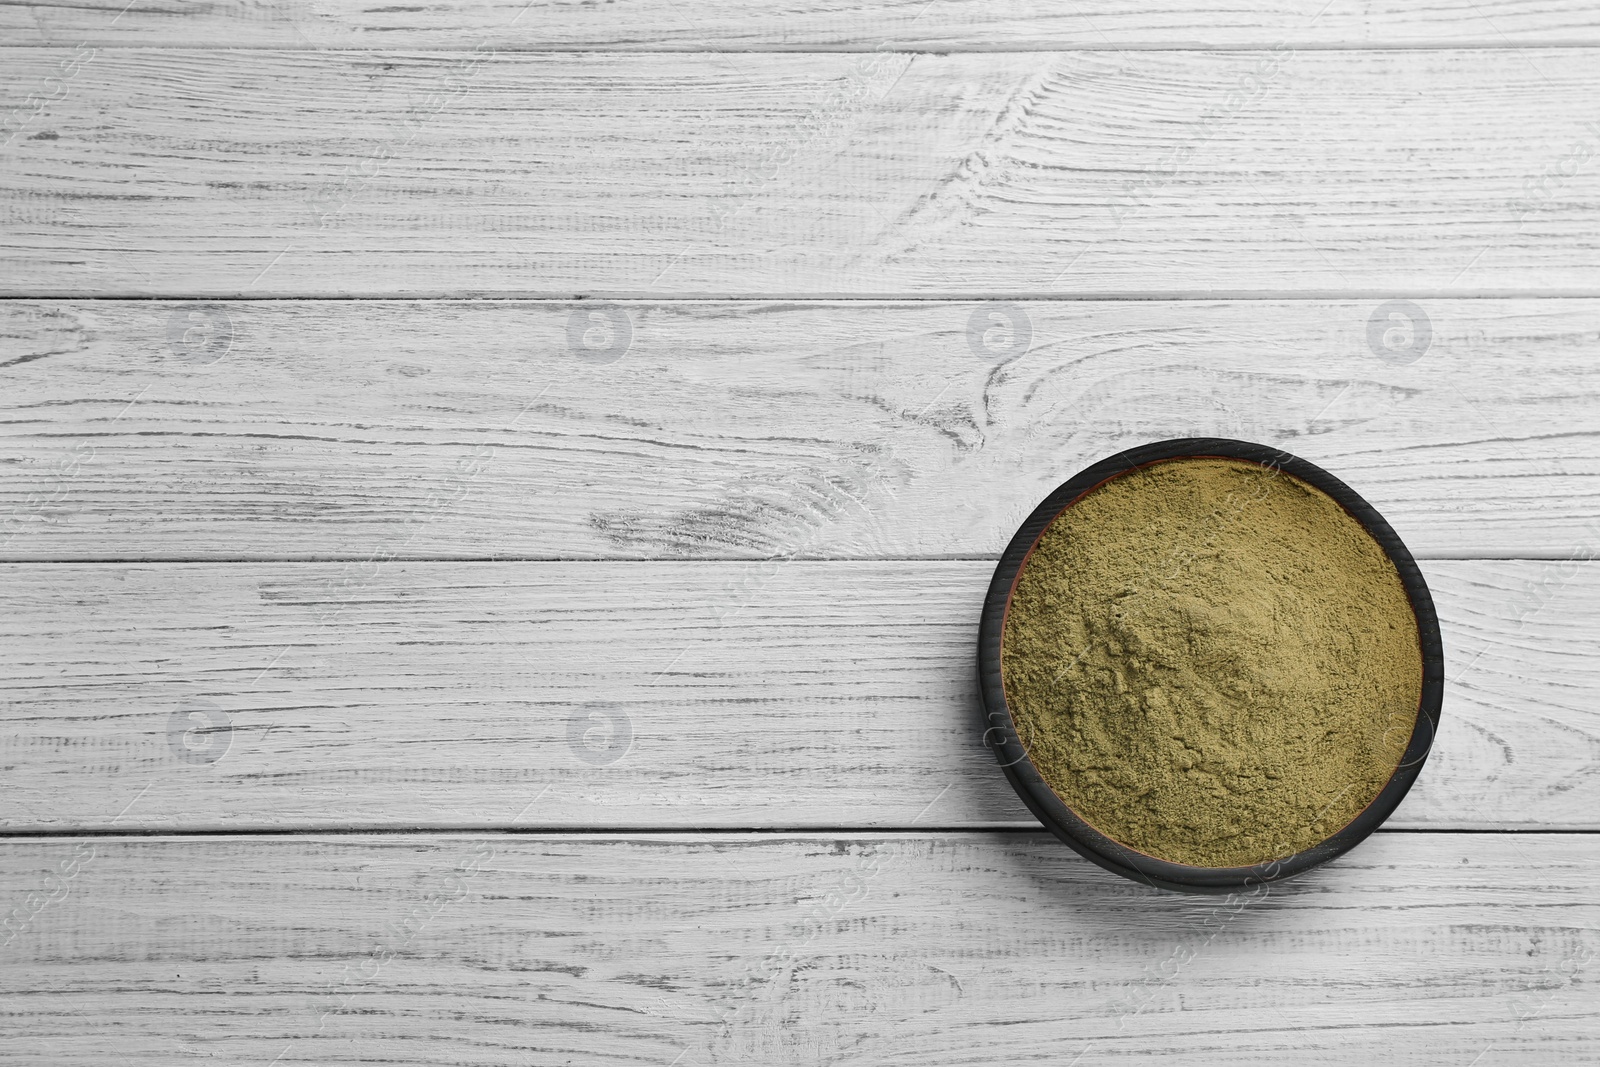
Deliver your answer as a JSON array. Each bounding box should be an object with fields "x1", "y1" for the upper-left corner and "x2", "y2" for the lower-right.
[{"x1": 977, "y1": 438, "x2": 1443, "y2": 893}]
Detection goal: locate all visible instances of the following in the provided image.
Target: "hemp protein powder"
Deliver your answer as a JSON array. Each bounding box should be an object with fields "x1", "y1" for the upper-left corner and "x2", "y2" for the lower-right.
[{"x1": 999, "y1": 457, "x2": 1422, "y2": 868}]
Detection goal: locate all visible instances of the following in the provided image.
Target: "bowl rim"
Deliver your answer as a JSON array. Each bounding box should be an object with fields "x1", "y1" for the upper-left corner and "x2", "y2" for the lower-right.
[{"x1": 976, "y1": 437, "x2": 1445, "y2": 894}]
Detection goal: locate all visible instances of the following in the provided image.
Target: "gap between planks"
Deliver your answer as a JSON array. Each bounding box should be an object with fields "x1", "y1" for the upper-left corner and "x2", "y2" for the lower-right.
[
  {"x1": 10, "y1": 292, "x2": 1600, "y2": 302},
  {"x1": 9, "y1": 44, "x2": 1600, "y2": 53},
  {"x1": 4, "y1": 554, "x2": 1598, "y2": 564},
  {"x1": 0, "y1": 826, "x2": 1598, "y2": 839}
]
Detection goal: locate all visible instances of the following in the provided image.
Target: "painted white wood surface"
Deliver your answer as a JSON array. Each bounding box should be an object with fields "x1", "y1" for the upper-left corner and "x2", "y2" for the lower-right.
[
  {"x1": 4, "y1": 299, "x2": 1598, "y2": 561},
  {"x1": 1, "y1": 832, "x2": 1596, "y2": 1065},
  {"x1": 4, "y1": 9, "x2": 1599, "y2": 1060},
  {"x1": 1, "y1": 559, "x2": 1592, "y2": 831},
  {"x1": 4, "y1": 49, "x2": 1600, "y2": 296},
  {"x1": 5, "y1": 0, "x2": 1600, "y2": 49}
]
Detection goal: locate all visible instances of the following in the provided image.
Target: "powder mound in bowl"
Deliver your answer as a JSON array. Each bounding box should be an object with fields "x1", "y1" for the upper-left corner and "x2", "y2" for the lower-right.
[{"x1": 999, "y1": 456, "x2": 1422, "y2": 869}]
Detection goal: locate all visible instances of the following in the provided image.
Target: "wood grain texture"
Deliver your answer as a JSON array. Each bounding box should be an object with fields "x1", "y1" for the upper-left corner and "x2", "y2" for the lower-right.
[
  {"x1": 1, "y1": 8, "x2": 1594, "y2": 1056},
  {"x1": 4, "y1": 299, "x2": 1599, "y2": 561},
  {"x1": 2, "y1": 559, "x2": 1595, "y2": 831},
  {"x1": 4, "y1": 49, "x2": 1600, "y2": 296},
  {"x1": 4, "y1": 0, "x2": 1599, "y2": 49},
  {"x1": 2, "y1": 832, "x2": 1597, "y2": 1064}
]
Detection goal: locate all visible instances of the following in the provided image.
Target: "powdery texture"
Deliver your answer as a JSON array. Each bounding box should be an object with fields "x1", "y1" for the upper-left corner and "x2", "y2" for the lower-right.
[{"x1": 1000, "y1": 457, "x2": 1421, "y2": 868}]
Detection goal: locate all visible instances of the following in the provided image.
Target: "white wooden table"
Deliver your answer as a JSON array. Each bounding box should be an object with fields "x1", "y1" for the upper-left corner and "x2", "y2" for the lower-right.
[{"x1": 3, "y1": 2, "x2": 1599, "y2": 1062}]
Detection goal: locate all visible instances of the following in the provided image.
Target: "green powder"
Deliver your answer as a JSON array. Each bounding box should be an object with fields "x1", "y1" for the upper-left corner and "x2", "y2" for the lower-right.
[{"x1": 1000, "y1": 457, "x2": 1421, "y2": 868}]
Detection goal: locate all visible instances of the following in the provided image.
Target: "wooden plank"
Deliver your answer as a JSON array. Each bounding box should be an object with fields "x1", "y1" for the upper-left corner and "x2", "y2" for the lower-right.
[
  {"x1": 4, "y1": 50, "x2": 1600, "y2": 296},
  {"x1": 4, "y1": 0, "x2": 1599, "y2": 49},
  {"x1": 4, "y1": 298, "x2": 1599, "y2": 561},
  {"x1": 2, "y1": 559, "x2": 1595, "y2": 832},
  {"x1": 1, "y1": 831, "x2": 1596, "y2": 1064}
]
